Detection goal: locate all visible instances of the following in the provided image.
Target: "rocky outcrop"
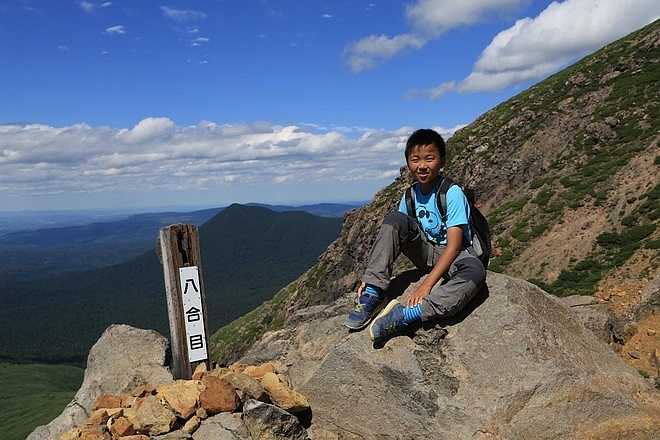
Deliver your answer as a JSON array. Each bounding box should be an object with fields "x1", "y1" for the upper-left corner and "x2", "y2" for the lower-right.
[
  {"x1": 28, "y1": 325, "x2": 311, "y2": 440},
  {"x1": 238, "y1": 271, "x2": 660, "y2": 439},
  {"x1": 31, "y1": 272, "x2": 659, "y2": 439},
  {"x1": 27, "y1": 325, "x2": 173, "y2": 440}
]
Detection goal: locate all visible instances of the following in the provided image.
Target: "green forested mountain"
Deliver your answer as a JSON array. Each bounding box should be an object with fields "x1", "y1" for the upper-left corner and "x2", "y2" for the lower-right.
[{"x1": 0, "y1": 204, "x2": 342, "y2": 365}]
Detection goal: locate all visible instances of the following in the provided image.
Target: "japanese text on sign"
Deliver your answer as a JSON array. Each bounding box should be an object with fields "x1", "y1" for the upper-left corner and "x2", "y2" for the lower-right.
[{"x1": 178, "y1": 266, "x2": 208, "y2": 362}]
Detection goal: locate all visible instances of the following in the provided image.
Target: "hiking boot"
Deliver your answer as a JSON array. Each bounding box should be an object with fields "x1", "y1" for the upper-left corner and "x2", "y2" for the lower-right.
[
  {"x1": 369, "y1": 299, "x2": 406, "y2": 342},
  {"x1": 345, "y1": 293, "x2": 384, "y2": 330}
]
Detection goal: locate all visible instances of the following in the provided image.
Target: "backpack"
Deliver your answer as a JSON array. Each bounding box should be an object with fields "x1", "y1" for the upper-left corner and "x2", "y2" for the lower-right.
[{"x1": 404, "y1": 177, "x2": 492, "y2": 269}]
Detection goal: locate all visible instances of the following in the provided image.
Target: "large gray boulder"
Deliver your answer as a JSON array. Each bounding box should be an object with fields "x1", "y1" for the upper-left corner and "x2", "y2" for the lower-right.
[
  {"x1": 27, "y1": 324, "x2": 173, "y2": 440},
  {"x1": 239, "y1": 271, "x2": 660, "y2": 439}
]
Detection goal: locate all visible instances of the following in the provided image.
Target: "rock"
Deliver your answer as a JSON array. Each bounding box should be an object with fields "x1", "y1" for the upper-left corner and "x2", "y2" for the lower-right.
[
  {"x1": 109, "y1": 415, "x2": 134, "y2": 437},
  {"x1": 183, "y1": 415, "x2": 201, "y2": 434},
  {"x1": 199, "y1": 375, "x2": 241, "y2": 414},
  {"x1": 192, "y1": 413, "x2": 251, "y2": 439},
  {"x1": 568, "y1": 302, "x2": 616, "y2": 344},
  {"x1": 93, "y1": 394, "x2": 122, "y2": 410},
  {"x1": 586, "y1": 120, "x2": 616, "y2": 142},
  {"x1": 561, "y1": 295, "x2": 598, "y2": 307},
  {"x1": 240, "y1": 362, "x2": 277, "y2": 378},
  {"x1": 217, "y1": 370, "x2": 268, "y2": 402},
  {"x1": 153, "y1": 430, "x2": 192, "y2": 439},
  {"x1": 192, "y1": 362, "x2": 208, "y2": 380},
  {"x1": 195, "y1": 407, "x2": 208, "y2": 419},
  {"x1": 60, "y1": 425, "x2": 111, "y2": 440},
  {"x1": 27, "y1": 324, "x2": 174, "y2": 440},
  {"x1": 131, "y1": 385, "x2": 157, "y2": 397},
  {"x1": 240, "y1": 271, "x2": 660, "y2": 439},
  {"x1": 157, "y1": 380, "x2": 203, "y2": 419},
  {"x1": 133, "y1": 394, "x2": 177, "y2": 436},
  {"x1": 27, "y1": 324, "x2": 311, "y2": 440},
  {"x1": 242, "y1": 399, "x2": 310, "y2": 440},
  {"x1": 258, "y1": 372, "x2": 310, "y2": 413},
  {"x1": 86, "y1": 409, "x2": 110, "y2": 425}
]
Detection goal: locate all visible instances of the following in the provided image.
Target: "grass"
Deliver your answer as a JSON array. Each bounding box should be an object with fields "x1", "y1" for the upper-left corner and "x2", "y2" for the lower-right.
[{"x1": 0, "y1": 363, "x2": 83, "y2": 440}]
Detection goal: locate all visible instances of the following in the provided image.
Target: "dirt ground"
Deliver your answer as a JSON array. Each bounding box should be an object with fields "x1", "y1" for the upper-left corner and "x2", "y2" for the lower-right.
[{"x1": 594, "y1": 282, "x2": 659, "y2": 380}]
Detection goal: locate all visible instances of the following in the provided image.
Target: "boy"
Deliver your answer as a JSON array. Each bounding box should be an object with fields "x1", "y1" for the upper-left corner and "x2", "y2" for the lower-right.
[{"x1": 345, "y1": 128, "x2": 487, "y2": 343}]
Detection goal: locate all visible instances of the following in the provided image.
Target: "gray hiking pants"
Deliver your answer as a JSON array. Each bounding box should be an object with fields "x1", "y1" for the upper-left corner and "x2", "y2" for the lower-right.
[{"x1": 362, "y1": 211, "x2": 486, "y2": 321}]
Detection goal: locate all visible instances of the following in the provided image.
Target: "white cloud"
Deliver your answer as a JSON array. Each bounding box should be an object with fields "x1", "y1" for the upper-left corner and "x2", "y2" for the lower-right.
[
  {"x1": 117, "y1": 117, "x2": 176, "y2": 144},
  {"x1": 161, "y1": 7, "x2": 207, "y2": 22},
  {"x1": 0, "y1": 120, "x2": 460, "y2": 207},
  {"x1": 105, "y1": 25, "x2": 125, "y2": 35},
  {"x1": 79, "y1": 1, "x2": 94, "y2": 13},
  {"x1": 405, "y1": 0, "x2": 526, "y2": 36},
  {"x1": 346, "y1": 0, "x2": 657, "y2": 97},
  {"x1": 79, "y1": 1, "x2": 113, "y2": 13},
  {"x1": 343, "y1": 0, "x2": 528, "y2": 72},
  {"x1": 343, "y1": 34, "x2": 425, "y2": 72},
  {"x1": 457, "y1": 0, "x2": 659, "y2": 93},
  {"x1": 191, "y1": 37, "x2": 210, "y2": 46}
]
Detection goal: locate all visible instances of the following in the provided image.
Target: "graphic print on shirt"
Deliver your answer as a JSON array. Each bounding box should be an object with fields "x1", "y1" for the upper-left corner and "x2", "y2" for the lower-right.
[{"x1": 416, "y1": 201, "x2": 442, "y2": 240}]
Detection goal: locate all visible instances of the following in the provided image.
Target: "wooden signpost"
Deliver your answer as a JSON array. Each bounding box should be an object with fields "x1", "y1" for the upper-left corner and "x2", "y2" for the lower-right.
[{"x1": 157, "y1": 224, "x2": 211, "y2": 379}]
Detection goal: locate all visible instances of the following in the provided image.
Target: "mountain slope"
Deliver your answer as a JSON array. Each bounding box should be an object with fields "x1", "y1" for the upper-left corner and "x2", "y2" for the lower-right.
[
  {"x1": 210, "y1": 20, "x2": 659, "y2": 364},
  {"x1": 0, "y1": 204, "x2": 342, "y2": 365},
  {"x1": 446, "y1": 20, "x2": 659, "y2": 291}
]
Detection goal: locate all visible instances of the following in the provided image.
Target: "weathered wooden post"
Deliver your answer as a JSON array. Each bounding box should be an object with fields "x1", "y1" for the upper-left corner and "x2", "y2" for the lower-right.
[{"x1": 157, "y1": 224, "x2": 211, "y2": 379}]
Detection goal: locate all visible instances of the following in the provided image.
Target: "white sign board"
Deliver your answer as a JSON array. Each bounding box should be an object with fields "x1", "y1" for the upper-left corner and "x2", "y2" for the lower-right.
[{"x1": 178, "y1": 266, "x2": 208, "y2": 362}]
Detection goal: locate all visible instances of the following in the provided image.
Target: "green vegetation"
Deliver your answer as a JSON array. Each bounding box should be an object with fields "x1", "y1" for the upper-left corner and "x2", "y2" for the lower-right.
[
  {"x1": 305, "y1": 263, "x2": 328, "y2": 290},
  {"x1": 0, "y1": 363, "x2": 83, "y2": 440},
  {"x1": 371, "y1": 179, "x2": 407, "y2": 211},
  {"x1": 637, "y1": 184, "x2": 660, "y2": 221},
  {"x1": 537, "y1": 229, "x2": 656, "y2": 297},
  {"x1": 488, "y1": 196, "x2": 531, "y2": 228},
  {"x1": 210, "y1": 278, "x2": 299, "y2": 363}
]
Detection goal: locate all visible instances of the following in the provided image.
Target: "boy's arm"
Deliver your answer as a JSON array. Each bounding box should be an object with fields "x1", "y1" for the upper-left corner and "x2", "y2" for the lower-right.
[{"x1": 406, "y1": 226, "x2": 463, "y2": 307}]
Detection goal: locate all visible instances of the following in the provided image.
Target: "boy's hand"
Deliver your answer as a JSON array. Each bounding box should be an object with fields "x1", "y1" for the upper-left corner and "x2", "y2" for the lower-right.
[
  {"x1": 356, "y1": 281, "x2": 366, "y2": 298},
  {"x1": 407, "y1": 226, "x2": 463, "y2": 308},
  {"x1": 407, "y1": 286, "x2": 430, "y2": 307}
]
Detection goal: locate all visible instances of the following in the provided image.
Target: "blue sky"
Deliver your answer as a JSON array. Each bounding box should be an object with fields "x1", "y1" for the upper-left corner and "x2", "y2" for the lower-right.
[{"x1": 0, "y1": 0, "x2": 657, "y2": 212}]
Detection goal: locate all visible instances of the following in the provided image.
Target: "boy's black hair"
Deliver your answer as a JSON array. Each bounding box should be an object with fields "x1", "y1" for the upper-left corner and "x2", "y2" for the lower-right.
[{"x1": 405, "y1": 128, "x2": 445, "y2": 160}]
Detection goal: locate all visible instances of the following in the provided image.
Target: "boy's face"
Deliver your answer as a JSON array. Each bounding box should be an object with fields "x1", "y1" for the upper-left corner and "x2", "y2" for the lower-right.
[{"x1": 406, "y1": 143, "x2": 445, "y2": 192}]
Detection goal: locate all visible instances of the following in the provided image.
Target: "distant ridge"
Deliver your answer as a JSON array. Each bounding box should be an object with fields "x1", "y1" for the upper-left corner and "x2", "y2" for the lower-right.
[
  {"x1": 246, "y1": 202, "x2": 364, "y2": 217},
  {"x1": 0, "y1": 202, "x2": 359, "y2": 281},
  {"x1": 0, "y1": 207, "x2": 223, "y2": 247}
]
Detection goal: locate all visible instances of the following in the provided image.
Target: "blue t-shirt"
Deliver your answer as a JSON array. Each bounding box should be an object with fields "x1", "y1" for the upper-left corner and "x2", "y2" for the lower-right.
[{"x1": 398, "y1": 178, "x2": 471, "y2": 247}]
